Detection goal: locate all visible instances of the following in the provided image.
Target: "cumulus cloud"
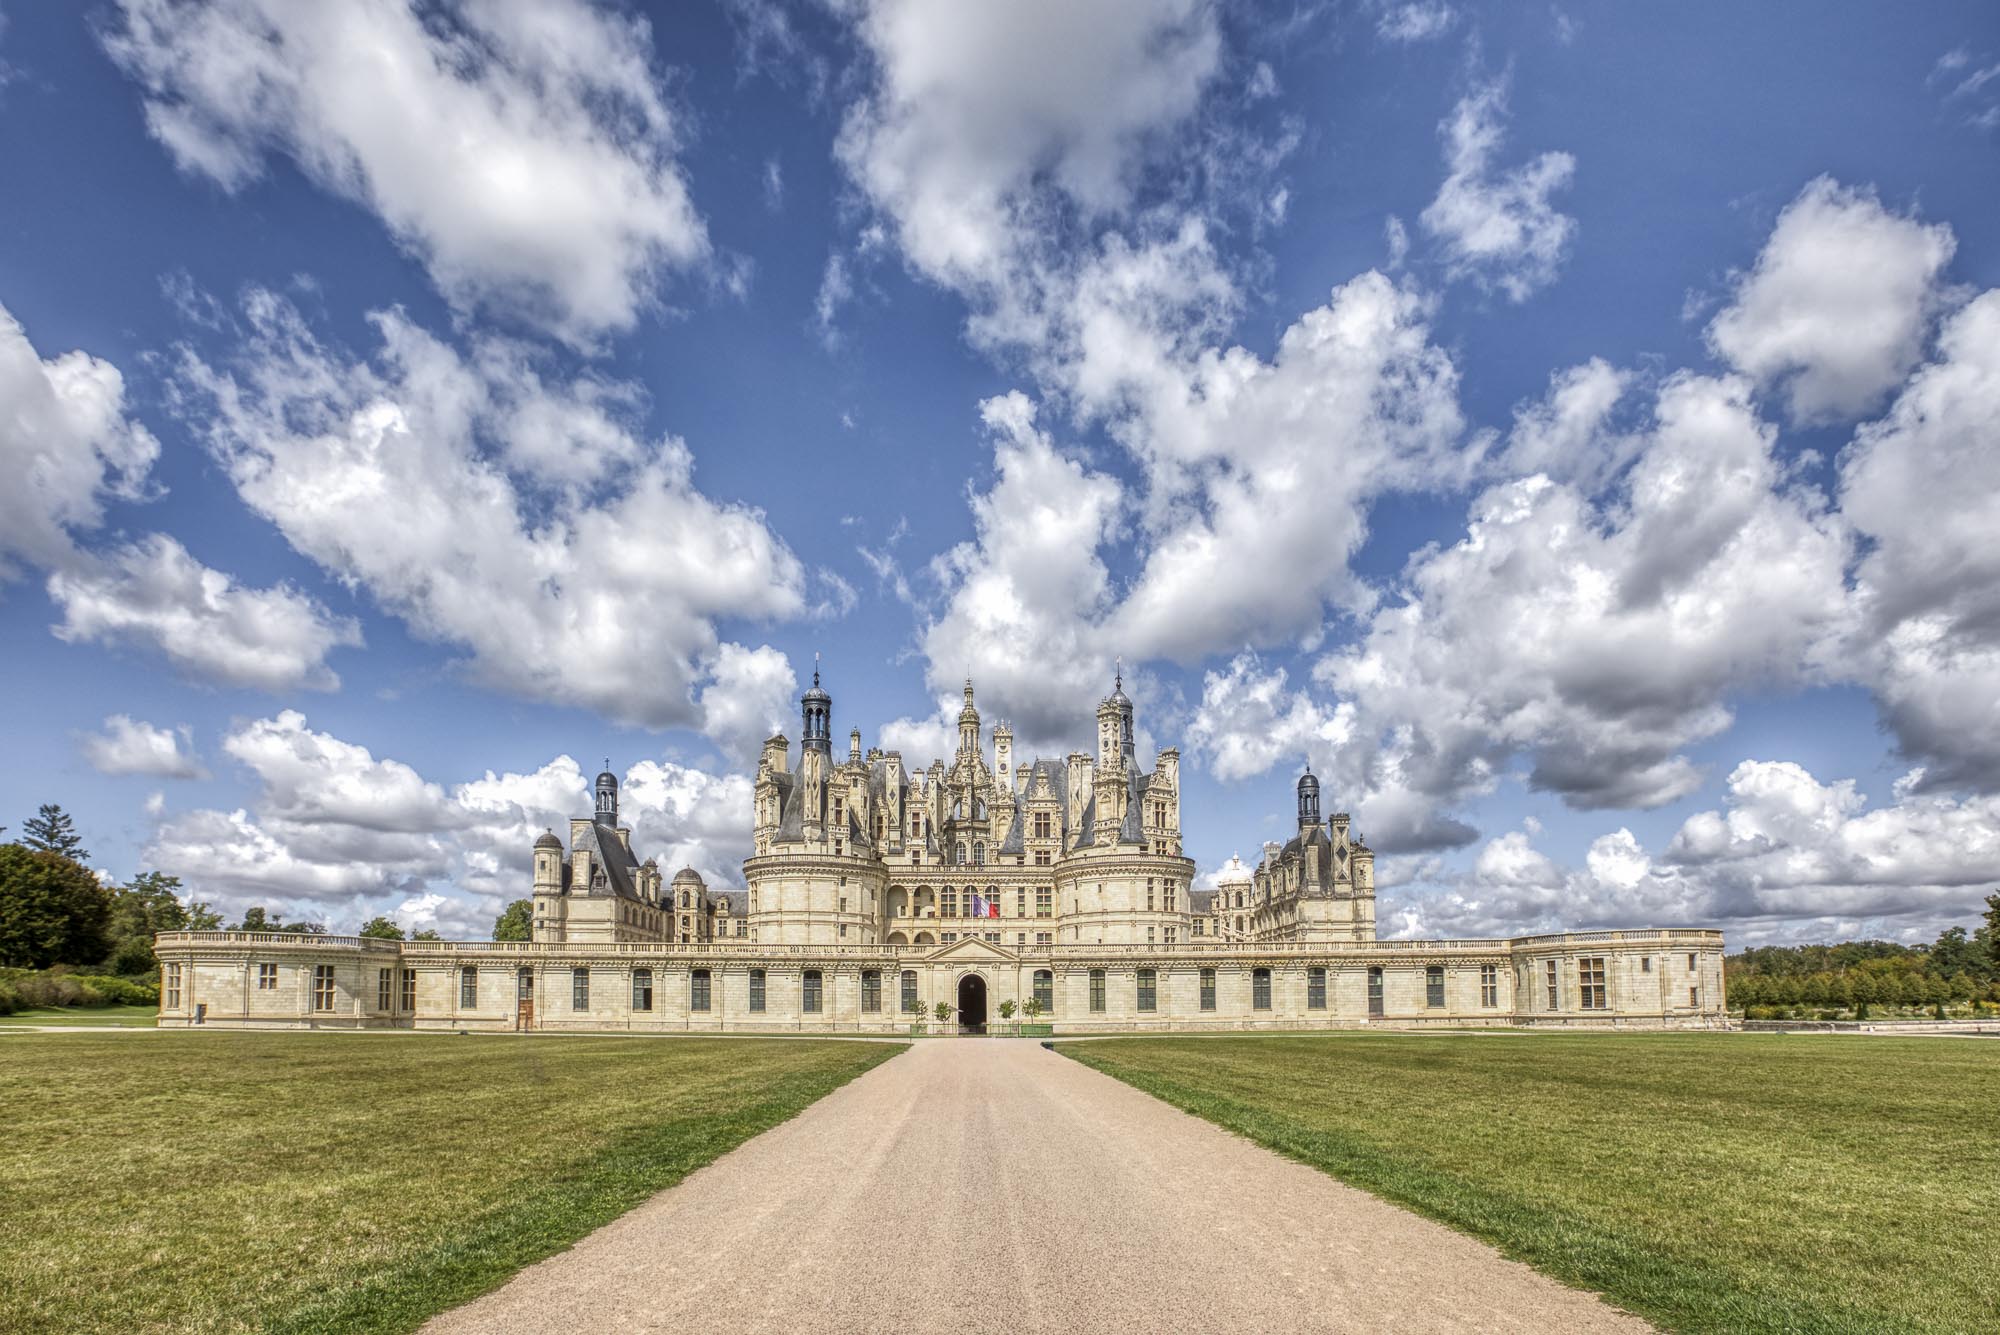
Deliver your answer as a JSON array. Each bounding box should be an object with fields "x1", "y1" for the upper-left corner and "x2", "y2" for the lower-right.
[
  {"x1": 106, "y1": 0, "x2": 708, "y2": 346},
  {"x1": 81, "y1": 715, "x2": 207, "y2": 779},
  {"x1": 1, "y1": 297, "x2": 358, "y2": 690},
  {"x1": 169, "y1": 290, "x2": 804, "y2": 736},
  {"x1": 1420, "y1": 77, "x2": 1578, "y2": 301},
  {"x1": 1186, "y1": 652, "x2": 1352, "y2": 783},
  {"x1": 148, "y1": 712, "x2": 751, "y2": 932},
  {"x1": 1707, "y1": 176, "x2": 1957, "y2": 423},
  {"x1": 0, "y1": 300, "x2": 158, "y2": 579},
  {"x1": 1839, "y1": 290, "x2": 2000, "y2": 788},
  {"x1": 48, "y1": 535, "x2": 360, "y2": 691}
]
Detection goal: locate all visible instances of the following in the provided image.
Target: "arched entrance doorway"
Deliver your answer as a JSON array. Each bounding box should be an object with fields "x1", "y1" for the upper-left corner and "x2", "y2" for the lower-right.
[{"x1": 957, "y1": 973, "x2": 988, "y2": 1034}]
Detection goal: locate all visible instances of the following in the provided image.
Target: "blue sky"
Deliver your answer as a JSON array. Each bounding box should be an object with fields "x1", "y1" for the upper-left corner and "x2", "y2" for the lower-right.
[{"x1": 3, "y1": 0, "x2": 1998, "y2": 944}]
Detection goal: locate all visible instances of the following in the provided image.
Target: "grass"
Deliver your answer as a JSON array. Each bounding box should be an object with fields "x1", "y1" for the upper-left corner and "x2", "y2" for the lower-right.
[
  {"x1": 0, "y1": 1032, "x2": 899, "y2": 1335},
  {"x1": 0, "y1": 1004, "x2": 157, "y2": 1027},
  {"x1": 1062, "y1": 1033, "x2": 2000, "y2": 1334}
]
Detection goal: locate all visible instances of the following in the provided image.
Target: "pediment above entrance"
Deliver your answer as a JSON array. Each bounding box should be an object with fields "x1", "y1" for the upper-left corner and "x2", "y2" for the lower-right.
[{"x1": 921, "y1": 935, "x2": 1019, "y2": 964}]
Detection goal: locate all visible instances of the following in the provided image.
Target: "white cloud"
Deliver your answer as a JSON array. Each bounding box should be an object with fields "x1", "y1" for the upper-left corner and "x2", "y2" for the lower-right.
[
  {"x1": 1707, "y1": 176, "x2": 1957, "y2": 423},
  {"x1": 1839, "y1": 289, "x2": 2000, "y2": 787},
  {"x1": 1311, "y1": 373, "x2": 1848, "y2": 842},
  {"x1": 147, "y1": 713, "x2": 751, "y2": 931},
  {"x1": 170, "y1": 290, "x2": 804, "y2": 735},
  {"x1": 48, "y1": 535, "x2": 361, "y2": 692},
  {"x1": 0, "y1": 300, "x2": 158, "y2": 579},
  {"x1": 81, "y1": 715, "x2": 207, "y2": 780},
  {"x1": 1186, "y1": 652, "x2": 1352, "y2": 783},
  {"x1": 106, "y1": 0, "x2": 708, "y2": 346},
  {"x1": 1377, "y1": 2, "x2": 1457, "y2": 43},
  {"x1": 1420, "y1": 77, "x2": 1577, "y2": 301}
]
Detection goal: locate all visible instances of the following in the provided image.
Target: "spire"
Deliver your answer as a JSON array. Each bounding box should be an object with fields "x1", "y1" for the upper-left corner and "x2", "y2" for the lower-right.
[
  {"x1": 1115, "y1": 655, "x2": 1122, "y2": 691},
  {"x1": 813, "y1": 650, "x2": 821, "y2": 689}
]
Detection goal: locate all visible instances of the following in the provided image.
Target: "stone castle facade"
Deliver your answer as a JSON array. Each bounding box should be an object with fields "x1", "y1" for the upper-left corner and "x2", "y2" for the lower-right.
[{"x1": 155, "y1": 672, "x2": 1727, "y2": 1032}]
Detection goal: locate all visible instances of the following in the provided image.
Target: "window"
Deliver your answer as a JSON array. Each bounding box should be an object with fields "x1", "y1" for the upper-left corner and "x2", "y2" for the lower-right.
[
  {"x1": 1580, "y1": 958, "x2": 1607, "y2": 1010},
  {"x1": 973, "y1": 843, "x2": 985, "y2": 866},
  {"x1": 1164, "y1": 883, "x2": 1176, "y2": 913},
  {"x1": 1034, "y1": 932, "x2": 1051, "y2": 947},
  {"x1": 1147, "y1": 925, "x2": 1155, "y2": 944},
  {"x1": 984, "y1": 932, "x2": 999, "y2": 944},
  {"x1": 1200, "y1": 967, "x2": 1216, "y2": 1011},
  {"x1": 749, "y1": 969, "x2": 767, "y2": 1012},
  {"x1": 1480, "y1": 963, "x2": 1499, "y2": 1008},
  {"x1": 1253, "y1": 967, "x2": 1272, "y2": 1010},
  {"x1": 1137, "y1": 968, "x2": 1157, "y2": 1013},
  {"x1": 692, "y1": 969, "x2": 711, "y2": 1012},
  {"x1": 1689, "y1": 985, "x2": 1700, "y2": 1007},
  {"x1": 377, "y1": 968, "x2": 392, "y2": 1011},
  {"x1": 1017, "y1": 932, "x2": 1027, "y2": 946},
  {"x1": 803, "y1": 969, "x2": 823, "y2": 1013},
  {"x1": 1307, "y1": 967, "x2": 1326, "y2": 1010},
  {"x1": 1089, "y1": 969, "x2": 1106, "y2": 1013},
  {"x1": 1146, "y1": 878, "x2": 1155, "y2": 910},
  {"x1": 1033, "y1": 969, "x2": 1053, "y2": 1011},
  {"x1": 572, "y1": 967, "x2": 590, "y2": 1011},
  {"x1": 1164, "y1": 927, "x2": 1176, "y2": 945},
  {"x1": 1034, "y1": 850, "x2": 1051, "y2": 867},
  {"x1": 1545, "y1": 960, "x2": 1559, "y2": 1010},
  {"x1": 1015, "y1": 888, "x2": 1026, "y2": 917},
  {"x1": 901, "y1": 970, "x2": 919, "y2": 1014},
  {"x1": 1033, "y1": 811, "x2": 1052, "y2": 838},
  {"x1": 633, "y1": 968, "x2": 653, "y2": 1012},
  {"x1": 313, "y1": 964, "x2": 336, "y2": 1013},
  {"x1": 460, "y1": 966, "x2": 478, "y2": 1009},
  {"x1": 1641, "y1": 956, "x2": 1652, "y2": 973},
  {"x1": 401, "y1": 968, "x2": 416, "y2": 1012},
  {"x1": 943, "y1": 933, "x2": 957, "y2": 944},
  {"x1": 257, "y1": 962, "x2": 278, "y2": 991},
  {"x1": 1193, "y1": 920, "x2": 1203, "y2": 937},
  {"x1": 1036, "y1": 887, "x2": 1053, "y2": 916},
  {"x1": 1426, "y1": 965, "x2": 1445, "y2": 1009},
  {"x1": 1688, "y1": 953, "x2": 1698, "y2": 971},
  {"x1": 164, "y1": 963, "x2": 182, "y2": 1009},
  {"x1": 942, "y1": 887, "x2": 958, "y2": 918},
  {"x1": 862, "y1": 969, "x2": 882, "y2": 1013}
]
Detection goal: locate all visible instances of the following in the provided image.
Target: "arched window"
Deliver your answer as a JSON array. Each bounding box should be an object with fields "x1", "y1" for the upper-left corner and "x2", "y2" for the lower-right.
[
  {"x1": 1426, "y1": 965, "x2": 1446, "y2": 1008},
  {"x1": 901, "y1": 970, "x2": 919, "y2": 1013},
  {"x1": 956, "y1": 843, "x2": 968, "y2": 865},
  {"x1": 1089, "y1": 969, "x2": 1106, "y2": 1013},
  {"x1": 1033, "y1": 969, "x2": 1053, "y2": 1011},
  {"x1": 1199, "y1": 967, "x2": 1216, "y2": 1011},
  {"x1": 1235, "y1": 891, "x2": 1244, "y2": 909},
  {"x1": 571, "y1": 967, "x2": 590, "y2": 1011},
  {"x1": 1307, "y1": 967, "x2": 1327, "y2": 1010},
  {"x1": 803, "y1": 969, "x2": 823, "y2": 1014},
  {"x1": 749, "y1": 968, "x2": 767, "y2": 1013},
  {"x1": 973, "y1": 841, "x2": 985, "y2": 866},
  {"x1": 459, "y1": 965, "x2": 478, "y2": 1009},
  {"x1": 1136, "y1": 968, "x2": 1157, "y2": 1013},
  {"x1": 861, "y1": 969, "x2": 882, "y2": 1013},
  {"x1": 691, "y1": 968, "x2": 711, "y2": 1012},
  {"x1": 632, "y1": 968, "x2": 653, "y2": 1012},
  {"x1": 1252, "y1": 967, "x2": 1272, "y2": 1011}
]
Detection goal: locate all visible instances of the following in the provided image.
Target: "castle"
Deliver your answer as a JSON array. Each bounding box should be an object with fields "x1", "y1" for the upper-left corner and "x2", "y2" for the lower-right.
[{"x1": 154, "y1": 671, "x2": 1726, "y2": 1032}]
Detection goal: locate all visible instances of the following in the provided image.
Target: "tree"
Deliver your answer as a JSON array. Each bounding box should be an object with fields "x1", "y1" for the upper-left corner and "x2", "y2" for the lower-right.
[
  {"x1": 20, "y1": 804, "x2": 87, "y2": 863},
  {"x1": 493, "y1": 899, "x2": 533, "y2": 942},
  {"x1": 1983, "y1": 893, "x2": 2000, "y2": 970},
  {"x1": 235, "y1": 906, "x2": 325, "y2": 934},
  {"x1": 410, "y1": 928, "x2": 442, "y2": 941},
  {"x1": 1022, "y1": 996, "x2": 1043, "y2": 1022},
  {"x1": 998, "y1": 998, "x2": 1017, "y2": 1022},
  {"x1": 0, "y1": 844, "x2": 112, "y2": 968},
  {"x1": 357, "y1": 915, "x2": 405, "y2": 940},
  {"x1": 933, "y1": 1000, "x2": 955, "y2": 1025},
  {"x1": 103, "y1": 871, "x2": 197, "y2": 974}
]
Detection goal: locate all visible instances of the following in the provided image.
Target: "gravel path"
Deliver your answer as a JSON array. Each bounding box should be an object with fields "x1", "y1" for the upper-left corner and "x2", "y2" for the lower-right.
[{"x1": 426, "y1": 1038, "x2": 1650, "y2": 1333}]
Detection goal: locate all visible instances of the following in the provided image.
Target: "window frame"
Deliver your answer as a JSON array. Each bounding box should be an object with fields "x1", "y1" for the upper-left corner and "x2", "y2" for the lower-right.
[
  {"x1": 257, "y1": 961, "x2": 278, "y2": 991},
  {"x1": 1252, "y1": 967, "x2": 1272, "y2": 1011},
  {"x1": 1033, "y1": 969, "x2": 1054, "y2": 1012},
  {"x1": 901, "y1": 969, "x2": 919, "y2": 1014},
  {"x1": 400, "y1": 967, "x2": 416, "y2": 1012},
  {"x1": 1307, "y1": 966, "x2": 1326, "y2": 1010},
  {"x1": 1089, "y1": 968, "x2": 1106, "y2": 1013},
  {"x1": 459, "y1": 965, "x2": 478, "y2": 1010},
  {"x1": 803, "y1": 968, "x2": 823, "y2": 1014},
  {"x1": 632, "y1": 967, "x2": 654, "y2": 1013},
  {"x1": 312, "y1": 964, "x2": 337, "y2": 1014},
  {"x1": 1480, "y1": 962, "x2": 1499, "y2": 1008},
  {"x1": 749, "y1": 968, "x2": 767, "y2": 1013},
  {"x1": 1199, "y1": 967, "x2": 1216, "y2": 1011},
  {"x1": 1579, "y1": 957, "x2": 1608, "y2": 1010},
  {"x1": 691, "y1": 968, "x2": 711, "y2": 1012},
  {"x1": 861, "y1": 968, "x2": 882, "y2": 1013},
  {"x1": 1425, "y1": 965, "x2": 1446, "y2": 1009},
  {"x1": 1136, "y1": 968, "x2": 1157, "y2": 1013}
]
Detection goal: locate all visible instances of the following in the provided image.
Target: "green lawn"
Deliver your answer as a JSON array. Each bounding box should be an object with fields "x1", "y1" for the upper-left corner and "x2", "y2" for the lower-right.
[
  {"x1": 0, "y1": 1032, "x2": 899, "y2": 1335},
  {"x1": 0, "y1": 1004, "x2": 157, "y2": 1026},
  {"x1": 1063, "y1": 1033, "x2": 2000, "y2": 1334}
]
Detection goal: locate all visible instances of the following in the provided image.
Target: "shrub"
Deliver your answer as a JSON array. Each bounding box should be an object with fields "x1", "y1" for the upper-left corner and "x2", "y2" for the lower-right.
[{"x1": 0, "y1": 980, "x2": 19, "y2": 1015}]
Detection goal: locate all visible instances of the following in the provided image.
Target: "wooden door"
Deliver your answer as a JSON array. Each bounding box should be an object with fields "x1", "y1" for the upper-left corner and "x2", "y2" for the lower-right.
[{"x1": 516, "y1": 998, "x2": 534, "y2": 1030}]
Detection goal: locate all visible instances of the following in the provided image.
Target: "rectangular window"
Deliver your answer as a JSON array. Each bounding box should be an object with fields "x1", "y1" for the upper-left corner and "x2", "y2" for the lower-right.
[
  {"x1": 401, "y1": 968, "x2": 416, "y2": 1012},
  {"x1": 1688, "y1": 953, "x2": 1698, "y2": 971},
  {"x1": 943, "y1": 932, "x2": 957, "y2": 944},
  {"x1": 1016, "y1": 889, "x2": 1026, "y2": 916},
  {"x1": 164, "y1": 963, "x2": 182, "y2": 1009},
  {"x1": 1146, "y1": 877, "x2": 1155, "y2": 910},
  {"x1": 572, "y1": 968, "x2": 590, "y2": 1010},
  {"x1": 1641, "y1": 956, "x2": 1652, "y2": 973},
  {"x1": 1480, "y1": 963, "x2": 1499, "y2": 1008},
  {"x1": 1089, "y1": 969, "x2": 1106, "y2": 1013},
  {"x1": 942, "y1": 887, "x2": 958, "y2": 918},
  {"x1": 803, "y1": 969, "x2": 823, "y2": 1013},
  {"x1": 377, "y1": 967, "x2": 392, "y2": 1011},
  {"x1": 1253, "y1": 967, "x2": 1272, "y2": 1010},
  {"x1": 1033, "y1": 812, "x2": 1051, "y2": 838},
  {"x1": 1689, "y1": 985, "x2": 1700, "y2": 1007},
  {"x1": 1425, "y1": 965, "x2": 1445, "y2": 1009},
  {"x1": 1034, "y1": 850, "x2": 1051, "y2": 867},
  {"x1": 460, "y1": 965, "x2": 478, "y2": 1010},
  {"x1": 1035, "y1": 931, "x2": 1051, "y2": 946},
  {"x1": 1034, "y1": 969, "x2": 1054, "y2": 1011},
  {"x1": 633, "y1": 968, "x2": 653, "y2": 1012},
  {"x1": 901, "y1": 970, "x2": 919, "y2": 1014},
  {"x1": 257, "y1": 962, "x2": 278, "y2": 991},
  {"x1": 1200, "y1": 967, "x2": 1216, "y2": 1011},
  {"x1": 691, "y1": 969, "x2": 711, "y2": 1012},
  {"x1": 861, "y1": 969, "x2": 882, "y2": 1013},
  {"x1": 1580, "y1": 958, "x2": 1608, "y2": 1010},
  {"x1": 1036, "y1": 886, "x2": 1052, "y2": 915},
  {"x1": 313, "y1": 964, "x2": 336, "y2": 1013},
  {"x1": 1545, "y1": 959, "x2": 1559, "y2": 1010},
  {"x1": 1147, "y1": 925, "x2": 1155, "y2": 944},
  {"x1": 1164, "y1": 883, "x2": 1176, "y2": 913},
  {"x1": 984, "y1": 932, "x2": 999, "y2": 944},
  {"x1": 1307, "y1": 967, "x2": 1326, "y2": 1010},
  {"x1": 1164, "y1": 927, "x2": 1176, "y2": 944},
  {"x1": 749, "y1": 968, "x2": 766, "y2": 1013},
  {"x1": 1137, "y1": 968, "x2": 1157, "y2": 1013}
]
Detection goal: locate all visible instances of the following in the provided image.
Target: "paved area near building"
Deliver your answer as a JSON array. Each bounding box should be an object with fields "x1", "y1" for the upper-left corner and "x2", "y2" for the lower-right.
[{"x1": 426, "y1": 1038, "x2": 1650, "y2": 1333}]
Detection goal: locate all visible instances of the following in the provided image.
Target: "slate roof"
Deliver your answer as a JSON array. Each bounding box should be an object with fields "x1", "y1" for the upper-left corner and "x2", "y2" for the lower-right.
[{"x1": 574, "y1": 819, "x2": 641, "y2": 900}]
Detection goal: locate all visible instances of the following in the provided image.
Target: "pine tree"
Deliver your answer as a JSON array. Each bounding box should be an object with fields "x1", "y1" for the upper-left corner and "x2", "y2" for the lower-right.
[{"x1": 20, "y1": 804, "x2": 87, "y2": 862}]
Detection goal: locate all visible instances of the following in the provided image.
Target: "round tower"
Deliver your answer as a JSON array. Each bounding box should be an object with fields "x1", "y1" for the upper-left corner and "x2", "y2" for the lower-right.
[
  {"x1": 802, "y1": 657, "x2": 832, "y2": 756},
  {"x1": 595, "y1": 764, "x2": 619, "y2": 824},
  {"x1": 1297, "y1": 763, "x2": 1321, "y2": 830},
  {"x1": 532, "y1": 829, "x2": 564, "y2": 942}
]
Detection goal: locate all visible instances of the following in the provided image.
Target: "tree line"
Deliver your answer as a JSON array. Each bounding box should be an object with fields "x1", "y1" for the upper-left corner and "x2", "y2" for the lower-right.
[{"x1": 1724, "y1": 895, "x2": 2000, "y2": 1015}]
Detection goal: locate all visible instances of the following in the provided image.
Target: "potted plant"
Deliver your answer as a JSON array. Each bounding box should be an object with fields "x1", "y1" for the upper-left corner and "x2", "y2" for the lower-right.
[
  {"x1": 997, "y1": 997, "x2": 1017, "y2": 1036},
  {"x1": 1021, "y1": 996, "x2": 1051, "y2": 1036},
  {"x1": 933, "y1": 1000, "x2": 955, "y2": 1034}
]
